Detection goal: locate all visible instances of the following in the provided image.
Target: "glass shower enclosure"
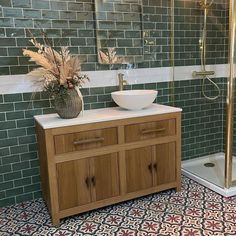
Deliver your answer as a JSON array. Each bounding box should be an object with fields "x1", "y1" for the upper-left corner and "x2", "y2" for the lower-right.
[{"x1": 175, "y1": 0, "x2": 236, "y2": 196}]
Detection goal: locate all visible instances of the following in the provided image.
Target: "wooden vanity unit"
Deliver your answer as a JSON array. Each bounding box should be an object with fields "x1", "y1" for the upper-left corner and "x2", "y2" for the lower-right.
[{"x1": 34, "y1": 104, "x2": 182, "y2": 225}]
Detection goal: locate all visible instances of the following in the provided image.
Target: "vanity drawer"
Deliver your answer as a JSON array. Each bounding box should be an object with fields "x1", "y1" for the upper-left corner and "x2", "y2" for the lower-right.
[
  {"x1": 125, "y1": 119, "x2": 176, "y2": 143},
  {"x1": 54, "y1": 127, "x2": 118, "y2": 154}
]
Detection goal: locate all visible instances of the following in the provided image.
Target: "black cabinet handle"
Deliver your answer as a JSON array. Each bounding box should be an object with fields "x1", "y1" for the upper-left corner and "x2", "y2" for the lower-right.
[
  {"x1": 85, "y1": 177, "x2": 90, "y2": 188},
  {"x1": 148, "y1": 163, "x2": 152, "y2": 173},
  {"x1": 153, "y1": 163, "x2": 157, "y2": 171},
  {"x1": 91, "y1": 176, "x2": 96, "y2": 186}
]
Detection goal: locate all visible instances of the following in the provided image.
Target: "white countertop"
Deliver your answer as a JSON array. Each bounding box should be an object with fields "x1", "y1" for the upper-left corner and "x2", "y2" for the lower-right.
[{"x1": 34, "y1": 104, "x2": 182, "y2": 129}]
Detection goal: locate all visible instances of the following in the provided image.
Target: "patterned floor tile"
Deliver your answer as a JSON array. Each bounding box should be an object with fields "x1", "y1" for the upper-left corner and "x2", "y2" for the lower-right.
[{"x1": 0, "y1": 176, "x2": 236, "y2": 235}]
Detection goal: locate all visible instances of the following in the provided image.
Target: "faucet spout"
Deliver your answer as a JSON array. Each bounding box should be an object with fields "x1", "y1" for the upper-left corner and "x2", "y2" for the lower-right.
[{"x1": 118, "y1": 73, "x2": 128, "y2": 91}]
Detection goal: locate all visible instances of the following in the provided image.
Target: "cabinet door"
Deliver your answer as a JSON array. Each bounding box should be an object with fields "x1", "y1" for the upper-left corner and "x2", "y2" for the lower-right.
[
  {"x1": 91, "y1": 153, "x2": 120, "y2": 202},
  {"x1": 154, "y1": 142, "x2": 176, "y2": 185},
  {"x1": 125, "y1": 147, "x2": 153, "y2": 193},
  {"x1": 57, "y1": 159, "x2": 91, "y2": 210}
]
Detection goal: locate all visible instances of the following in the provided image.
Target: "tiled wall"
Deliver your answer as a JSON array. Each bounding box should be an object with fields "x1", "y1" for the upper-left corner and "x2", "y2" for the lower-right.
[
  {"x1": 0, "y1": 0, "x2": 173, "y2": 75},
  {"x1": 0, "y1": 0, "x2": 228, "y2": 75},
  {"x1": 0, "y1": 0, "x2": 230, "y2": 206},
  {"x1": 174, "y1": 0, "x2": 228, "y2": 66}
]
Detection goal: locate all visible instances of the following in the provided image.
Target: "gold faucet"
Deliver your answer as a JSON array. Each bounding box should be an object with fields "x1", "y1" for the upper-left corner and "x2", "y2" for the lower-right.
[{"x1": 118, "y1": 73, "x2": 128, "y2": 91}]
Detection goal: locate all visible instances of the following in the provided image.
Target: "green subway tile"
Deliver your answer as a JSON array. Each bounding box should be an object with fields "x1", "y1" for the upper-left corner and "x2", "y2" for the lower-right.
[
  {"x1": 6, "y1": 111, "x2": 24, "y2": 121},
  {"x1": 14, "y1": 177, "x2": 31, "y2": 187},
  {"x1": 42, "y1": 108, "x2": 54, "y2": 114},
  {"x1": 23, "y1": 92, "x2": 40, "y2": 101},
  {"x1": 0, "y1": 197, "x2": 15, "y2": 207},
  {"x1": 3, "y1": 8, "x2": 23, "y2": 17},
  {"x1": 0, "y1": 121, "x2": 16, "y2": 130},
  {"x1": 20, "y1": 152, "x2": 38, "y2": 161},
  {"x1": 52, "y1": 20, "x2": 69, "y2": 28},
  {"x1": 14, "y1": 19, "x2": 33, "y2": 28},
  {"x1": 0, "y1": 147, "x2": 10, "y2": 157},
  {"x1": 12, "y1": 161, "x2": 30, "y2": 171},
  {"x1": 26, "y1": 141, "x2": 38, "y2": 152},
  {"x1": 50, "y1": 1, "x2": 67, "y2": 10},
  {"x1": 132, "y1": 84, "x2": 144, "y2": 90},
  {"x1": 83, "y1": 95, "x2": 98, "y2": 103},
  {"x1": 0, "y1": 18, "x2": 13, "y2": 27},
  {"x1": 91, "y1": 103, "x2": 105, "y2": 109},
  {"x1": 8, "y1": 48, "x2": 23, "y2": 56},
  {"x1": 90, "y1": 87, "x2": 105, "y2": 95},
  {"x1": 33, "y1": 100, "x2": 50, "y2": 109},
  {"x1": 68, "y1": 2, "x2": 83, "y2": 11},
  {"x1": 0, "y1": 138, "x2": 17, "y2": 148},
  {"x1": 16, "y1": 193, "x2": 33, "y2": 203},
  {"x1": 26, "y1": 127, "x2": 36, "y2": 135},
  {"x1": 22, "y1": 167, "x2": 39, "y2": 177},
  {"x1": 12, "y1": 0, "x2": 31, "y2": 8},
  {"x1": 144, "y1": 83, "x2": 157, "y2": 90},
  {"x1": 62, "y1": 29, "x2": 77, "y2": 37},
  {"x1": 84, "y1": 104, "x2": 91, "y2": 110},
  {"x1": 78, "y1": 30, "x2": 94, "y2": 37},
  {"x1": 60, "y1": 11, "x2": 76, "y2": 20},
  {"x1": 32, "y1": 0, "x2": 49, "y2": 9},
  {"x1": 10, "y1": 145, "x2": 28, "y2": 155},
  {"x1": 8, "y1": 128, "x2": 26, "y2": 138},
  {"x1": 19, "y1": 135, "x2": 36, "y2": 145},
  {"x1": 30, "y1": 159, "x2": 39, "y2": 168},
  {"x1": 105, "y1": 86, "x2": 117, "y2": 94},
  {"x1": 17, "y1": 118, "x2": 35, "y2": 128},
  {"x1": 0, "y1": 0, "x2": 12, "y2": 7},
  {"x1": 0, "y1": 190, "x2": 5, "y2": 198},
  {"x1": 24, "y1": 183, "x2": 40, "y2": 193},
  {"x1": 0, "y1": 95, "x2": 3, "y2": 103},
  {"x1": 6, "y1": 187, "x2": 23, "y2": 197},
  {"x1": 0, "y1": 48, "x2": 7, "y2": 56},
  {"x1": 15, "y1": 101, "x2": 33, "y2": 111},
  {"x1": 98, "y1": 94, "x2": 112, "y2": 102},
  {"x1": 2, "y1": 155, "x2": 20, "y2": 165},
  {"x1": 0, "y1": 57, "x2": 18, "y2": 66},
  {"x1": 34, "y1": 19, "x2": 51, "y2": 28},
  {"x1": 4, "y1": 93, "x2": 22, "y2": 102},
  {"x1": 0, "y1": 164, "x2": 12, "y2": 174},
  {"x1": 4, "y1": 171, "x2": 22, "y2": 181},
  {"x1": 81, "y1": 64, "x2": 96, "y2": 71},
  {"x1": 23, "y1": 9, "x2": 42, "y2": 19},
  {"x1": 0, "y1": 181, "x2": 13, "y2": 191},
  {"x1": 0, "y1": 130, "x2": 7, "y2": 139},
  {"x1": 32, "y1": 175, "x2": 40, "y2": 183},
  {"x1": 42, "y1": 10, "x2": 60, "y2": 19},
  {"x1": 33, "y1": 191, "x2": 42, "y2": 199}
]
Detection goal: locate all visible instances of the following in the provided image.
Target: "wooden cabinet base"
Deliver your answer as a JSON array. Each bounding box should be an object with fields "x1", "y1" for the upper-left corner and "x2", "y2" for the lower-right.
[{"x1": 35, "y1": 107, "x2": 181, "y2": 225}]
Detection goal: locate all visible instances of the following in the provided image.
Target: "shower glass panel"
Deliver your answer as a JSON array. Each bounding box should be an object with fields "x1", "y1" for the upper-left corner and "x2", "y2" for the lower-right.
[
  {"x1": 230, "y1": 0, "x2": 236, "y2": 187},
  {"x1": 175, "y1": 0, "x2": 229, "y2": 190}
]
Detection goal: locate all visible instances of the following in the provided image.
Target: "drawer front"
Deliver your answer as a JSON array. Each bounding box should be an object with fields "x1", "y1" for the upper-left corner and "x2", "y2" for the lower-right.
[
  {"x1": 125, "y1": 119, "x2": 175, "y2": 143},
  {"x1": 54, "y1": 127, "x2": 118, "y2": 154}
]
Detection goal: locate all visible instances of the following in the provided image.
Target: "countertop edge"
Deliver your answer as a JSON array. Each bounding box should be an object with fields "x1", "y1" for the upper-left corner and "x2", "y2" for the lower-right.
[{"x1": 34, "y1": 104, "x2": 182, "y2": 129}]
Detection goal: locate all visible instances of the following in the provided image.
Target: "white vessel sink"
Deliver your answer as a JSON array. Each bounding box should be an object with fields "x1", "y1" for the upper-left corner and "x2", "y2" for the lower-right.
[{"x1": 111, "y1": 90, "x2": 158, "y2": 110}]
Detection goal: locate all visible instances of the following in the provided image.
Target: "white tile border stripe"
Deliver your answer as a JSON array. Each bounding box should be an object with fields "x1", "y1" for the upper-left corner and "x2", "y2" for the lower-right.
[{"x1": 0, "y1": 64, "x2": 228, "y2": 94}]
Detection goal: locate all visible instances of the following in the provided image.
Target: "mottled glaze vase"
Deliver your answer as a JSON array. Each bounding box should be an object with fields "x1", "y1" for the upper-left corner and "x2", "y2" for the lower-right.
[{"x1": 54, "y1": 89, "x2": 82, "y2": 119}]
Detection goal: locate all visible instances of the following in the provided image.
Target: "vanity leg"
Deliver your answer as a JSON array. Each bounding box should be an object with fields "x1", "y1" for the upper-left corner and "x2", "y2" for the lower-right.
[{"x1": 51, "y1": 215, "x2": 60, "y2": 226}]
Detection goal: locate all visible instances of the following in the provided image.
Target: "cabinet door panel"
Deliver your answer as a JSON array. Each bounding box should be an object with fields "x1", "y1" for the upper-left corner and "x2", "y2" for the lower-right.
[
  {"x1": 91, "y1": 153, "x2": 120, "y2": 201},
  {"x1": 125, "y1": 147, "x2": 153, "y2": 193},
  {"x1": 155, "y1": 142, "x2": 176, "y2": 185},
  {"x1": 57, "y1": 159, "x2": 91, "y2": 210}
]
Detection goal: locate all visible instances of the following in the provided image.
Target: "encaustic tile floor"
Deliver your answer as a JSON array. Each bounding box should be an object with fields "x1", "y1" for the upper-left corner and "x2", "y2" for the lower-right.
[{"x1": 1, "y1": 177, "x2": 236, "y2": 236}]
